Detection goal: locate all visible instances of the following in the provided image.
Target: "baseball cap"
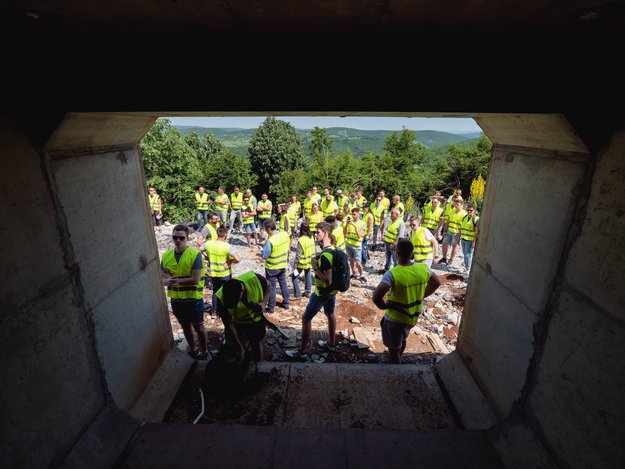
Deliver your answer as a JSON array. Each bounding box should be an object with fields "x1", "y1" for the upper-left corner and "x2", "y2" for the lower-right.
[{"x1": 336, "y1": 189, "x2": 343, "y2": 194}]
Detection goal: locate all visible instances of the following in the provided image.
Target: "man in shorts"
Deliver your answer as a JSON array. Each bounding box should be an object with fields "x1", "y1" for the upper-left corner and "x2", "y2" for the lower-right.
[
  {"x1": 372, "y1": 239, "x2": 441, "y2": 364},
  {"x1": 161, "y1": 224, "x2": 209, "y2": 360}
]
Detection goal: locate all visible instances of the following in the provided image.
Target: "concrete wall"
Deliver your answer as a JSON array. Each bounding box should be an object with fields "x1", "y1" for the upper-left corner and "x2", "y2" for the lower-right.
[
  {"x1": 460, "y1": 115, "x2": 590, "y2": 417},
  {"x1": 527, "y1": 128, "x2": 625, "y2": 467},
  {"x1": 0, "y1": 116, "x2": 105, "y2": 467},
  {"x1": 0, "y1": 112, "x2": 168, "y2": 467}
]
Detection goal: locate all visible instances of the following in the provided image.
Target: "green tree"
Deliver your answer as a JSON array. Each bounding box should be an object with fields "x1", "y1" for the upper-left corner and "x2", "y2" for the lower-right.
[
  {"x1": 308, "y1": 127, "x2": 333, "y2": 186},
  {"x1": 204, "y1": 151, "x2": 257, "y2": 197},
  {"x1": 140, "y1": 119, "x2": 203, "y2": 222},
  {"x1": 446, "y1": 134, "x2": 492, "y2": 196},
  {"x1": 248, "y1": 117, "x2": 305, "y2": 196}
]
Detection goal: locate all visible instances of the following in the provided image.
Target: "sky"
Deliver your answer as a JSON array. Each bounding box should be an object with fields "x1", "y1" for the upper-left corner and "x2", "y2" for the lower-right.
[{"x1": 164, "y1": 116, "x2": 482, "y2": 134}]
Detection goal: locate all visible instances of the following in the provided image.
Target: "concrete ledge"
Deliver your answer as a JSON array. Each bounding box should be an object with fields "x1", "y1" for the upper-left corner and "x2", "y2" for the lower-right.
[
  {"x1": 60, "y1": 405, "x2": 140, "y2": 469},
  {"x1": 435, "y1": 351, "x2": 498, "y2": 429},
  {"x1": 128, "y1": 347, "x2": 194, "y2": 423},
  {"x1": 490, "y1": 416, "x2": 557, "y2": 469}
]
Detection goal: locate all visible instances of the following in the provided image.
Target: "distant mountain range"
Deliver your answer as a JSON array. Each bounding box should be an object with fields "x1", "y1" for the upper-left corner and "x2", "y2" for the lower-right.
[{"x1": 174, "y1": 125, "x2": 482, "y2": 157}]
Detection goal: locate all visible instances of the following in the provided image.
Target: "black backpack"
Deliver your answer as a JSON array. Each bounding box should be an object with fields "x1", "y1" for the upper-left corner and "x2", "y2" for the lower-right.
[{"x1": 319, "y1": 247, "x2": 351, "y2": 294}]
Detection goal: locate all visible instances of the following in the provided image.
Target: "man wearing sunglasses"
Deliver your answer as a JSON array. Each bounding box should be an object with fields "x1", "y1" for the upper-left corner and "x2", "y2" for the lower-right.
[{"x1": 161, "y1": 224, "x2": 209, "y2": 361}]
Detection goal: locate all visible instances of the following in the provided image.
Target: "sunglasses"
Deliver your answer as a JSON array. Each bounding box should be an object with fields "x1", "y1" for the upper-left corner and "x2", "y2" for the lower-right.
[{"x1": 172, "y1": 236, "x2": 186, "y2": 241}]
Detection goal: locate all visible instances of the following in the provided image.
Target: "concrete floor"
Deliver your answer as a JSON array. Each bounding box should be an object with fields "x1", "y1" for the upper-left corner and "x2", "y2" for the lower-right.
[{"x1": 115, "y1": 362, "x2": 502, "y2": 468}]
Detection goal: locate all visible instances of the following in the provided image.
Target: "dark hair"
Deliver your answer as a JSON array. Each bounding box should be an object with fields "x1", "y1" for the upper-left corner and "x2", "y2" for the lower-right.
[
  {"x1": 324, "y1": 215, "x2": 336, "y2": 223},
  {"x1": 467, "y1": 203, "x2": 476, "y2": 211},
  {"x1": 173, "y1": 224, "x2": 189, "y2": 234},
  {"x1": 299, "y1": 223, "x2": 311, "y2": 237},
  {"x1": 222, "y1": 279, "x2": 243, "y2": 309},
  {"x1": 263, "y1": 218, "x2": 277, "y2": 231},
  {"x1": 217, "y1": 226, "x2": 228, "y2": 237},
  {"x1": 396, "y1": 238, "x2": 414, "y2": 260},
  {"x1": 316, "y1": 222, "x2": 336, "y2": 245}
]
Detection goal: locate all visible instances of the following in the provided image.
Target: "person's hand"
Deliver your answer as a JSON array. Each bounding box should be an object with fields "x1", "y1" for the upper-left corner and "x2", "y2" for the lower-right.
[{"x1": 433, "y1": 256, "x2": 439, "y2": 265}]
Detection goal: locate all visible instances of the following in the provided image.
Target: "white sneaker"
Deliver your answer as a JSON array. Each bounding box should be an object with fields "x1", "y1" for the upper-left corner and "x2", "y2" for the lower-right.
[
  {"x1": 318, "y1": 340, "x2": 336, "y2": 351},
  {"x1": 285, "y1": 349, "x2": 309, "y2": 360}
]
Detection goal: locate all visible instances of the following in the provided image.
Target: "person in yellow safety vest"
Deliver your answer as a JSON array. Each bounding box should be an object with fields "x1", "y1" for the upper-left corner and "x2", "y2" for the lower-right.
[
  {"x1": 286, "y1": 222, "x2": 339, "y2": 360},
  {"x1": 361, "y1": 203, "x2": 374, "y2": 266},
  {"x1": 241, "y1": 195, "x2": 259, "y2": 247},
  {"x1": 347, "y1": 192, "x2": 360, "y2": 212},
  {"x1": 421, "y1": 196, "x2": 444, "y2": 240},
  {"x1": 310, "y1": 186, "x2": 322, "y2": 205},
  {"x1": 307, "y1": 203, "x2": 324, "y2": 234},
  {"x1": 303, "y1": 191, "x2": 315, "y2": 219},
  {"x1": 442, "y1": 188, "x2": 463, "y2": 238},
  {"x1": 371, "y1": 195, "x2": 386, "y2": 251},
  {"x1": 326, "y1": 215, "x2": 346, "y2": 252},
  {"x1": 372, "y1": 239, "x2": 441, "y2": 364},
  {"x1": 336, "y1": 189, "x2": 349, "y2": 212},
  {"x1": 259, "y1": 218, "x2": 291, "y2": 314},
  {"x1": 382, "y1": 208, "x2": 406, "y2": 273},
  {"x1": 378, "y1": 190, "x2": 391, "y2": 211},
  {"x1": 277, "y1": 204, "x2": 291, "y2": 234},
  {"x1": 391, "y1": 194, "x2": 405, "y2": 218},
  {"x1": 291, "y1": 223, "x2": 315, "y2": 298},
  {"x1": 287, "y1": 194, "x2": 301, "y2": 236},
  {"x1": 200, "y1": 226, "x2": 241, "y2": 317},
  {"x1": 214, "y1": 187, "x2": 230, "y2": 225},
  {"x1": 423, "y1": 190, "x2": 443, "y2": 212},
  {"x1": 161, "y1": 224, "x2": 209, "y2": 361},
  {"x1": 344, "y1": 207, "x2": 367, "y2": 281},
  {"x1": 215, "y1": 271, "x2": 272, "y2": 363},
  {"x1": 356, "y1": 189, "x2": 367, "y2": 207},
  {"x1": 441, "y1": 198, "x2": 467, "y2": 265},
  {"x1": 341, "y1": 204, "x2": 353, "y2": 224},
  {"x1": 148, "y1": 186, "x2": 162, "y2": 226},
  {"x1": 229, "y1": 186, "x2": 244, "y2": 233},
  {"x1": 256, "y1": 193, "x2": 273, "y2": 242},
  {"x1": 460, "y1": 203, "x2": 479, "y2": 272},
  {"x1": 194, "y1": 186, "x2": 211, "y2": 231},
  {"x1": 322, "y1": 186, "x2": 334, "y2": 203},
  {"x1": 197, "y1": 212, "x2": 220, "y2": 248},
  {"x1": 321, "y1": 194, "x2": 338, "y2": 218},
  {"x1": 408, "y1": 216, "x2": 439, "y2": 268}
]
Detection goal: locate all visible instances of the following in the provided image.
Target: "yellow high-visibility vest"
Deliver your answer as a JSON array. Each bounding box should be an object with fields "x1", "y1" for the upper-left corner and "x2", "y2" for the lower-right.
[
  {"x1": 410, "y1": 227, "x2": 433, "y2": 261},
  {"x1": 195, "y1": 192, "x2": 209, "y2": 210},
  {"x1": 204, "y1": 240, "x2": 232, "y2": 278},
  {"x1": 162, "y1": 247, "x2": 205, "y2": 300},
  {"x1": 297, "y1": 235, "x2": 315, "y2": 269},
  {"x1": 215, "y1": 271, "x2": 263, "y2": 324},
  {"x1": 265, "y1": 231, "x2": 290, "y2": 270},
  {"x1": 385, "y1": 263, "x2": 430, "y2": 326}
]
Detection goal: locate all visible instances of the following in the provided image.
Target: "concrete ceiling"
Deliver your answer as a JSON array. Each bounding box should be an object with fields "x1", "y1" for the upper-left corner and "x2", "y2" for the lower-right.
[{"x1": 3, "y1": 0, "x2": 625, "y2": 33}]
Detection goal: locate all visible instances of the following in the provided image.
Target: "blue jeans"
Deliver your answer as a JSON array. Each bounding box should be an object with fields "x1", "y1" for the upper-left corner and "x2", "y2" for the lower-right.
[
  {"x1": 292, "y1": 268, "x2": 312, "y2": 297},
  {"x1": 384, "y1": 242, "x2": 398, "y2": 270},
  {"x1": 302, "y1": 292, "x2": 336, "y2": 320},
  {"x1": 197, "y1": 210, "x2": 208, "y2": 230},
  {"x1": 361, "y1": 237, "x2": 369, "y2": 265},
  {"x1": 266, "y1": 268, "x2": 290, "y2": 310},
  {"x1": 461, "y1": 239, "x2": 474, "y2": 269},
  {"x1": 211, "y1": 275, "x2": 231, "y2": 315}
]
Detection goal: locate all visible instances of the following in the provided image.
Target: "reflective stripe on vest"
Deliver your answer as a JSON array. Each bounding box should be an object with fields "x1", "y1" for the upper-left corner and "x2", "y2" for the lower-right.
[
  {"x1": 162, "y1": 247, "x2": 205, "y2": 299},
  {"x1": 385, "y1": 264, "x2": 430, "y2": 326},
  {"x1": 308, "y1": 212, "x2": 323, "y2": 232},
  {"x1": 266, "y1": 231, "x2": 290, "y2": 270},
  {"x1": 258, "y1": 200, "x2": 272, "y2": 218},
  {"x1": 215, "y1": 271, "x2": 263, "y2": 324},
  {"x1": 204, "y1": 240, "x2": 232, "y2": 277},
  {"x1": 195, "y1": 193, "x2": 209, "y2": 210},
  {"x1": 231, "y1": 192, "x2": 243, "y2": 209},
  {"x1": 332, "y1": 226, "x2": 346, "y2": 250},
  {"x1": 321, "y1": 200, "x2": 337, "y2": 217},
  {"x1": 149, "y1": 194, "x2": 160, "y2": 211},
  {"x1": 215, "y1": 194, "x2": 229, "y2": 211},
  {"x1": 422, "y1": 206, "x2": 443, "y2": 230},
  {"x1": 242, "y1": 205, "x2": 255, "y2": 224},
  {"x1": 460, "y1": 215, "x2": 479, "y2": 241},
  {"x1": 448, "y1": 210, "x2": 467, "y2": 234},
  {"x1": 384, "y1": 219, "x2": 403, "y2": 244},
  {"x1": 346, "y1": 219, "x2": 366, "y2": 248},
  {"x1": 297, "y1": 235, "x2": 315, "y2": 269},
  {"x1": 410, "y1": 227, "x2": 433, "y2": 261}
]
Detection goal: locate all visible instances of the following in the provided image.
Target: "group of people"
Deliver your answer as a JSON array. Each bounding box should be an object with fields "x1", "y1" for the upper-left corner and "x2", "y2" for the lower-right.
[{"x1": 158, "y1": 184, "x2": 480, "y2": 364}]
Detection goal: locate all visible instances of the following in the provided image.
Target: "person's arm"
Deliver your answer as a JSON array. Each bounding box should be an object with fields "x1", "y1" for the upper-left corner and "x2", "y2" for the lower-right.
[
  {"x1": 431, "y1": 237, "x2": 439, "y2": 264},
  {"x1": 424, "y1": 272, "x2": 442, "y2": 297},
  {"x1": 343, "y1": 221, "x2": 349, "y2": 236},
  {"x1": 293, "y1": 242, "x2": 303, "y2": 265},
  {"x1": 218, "y1": 300, "x2": 245, "y2": 362},
  {"x1": 259, "y1": 239, "x2": 272, "y2": 260},
  {"x1": 166, "y1": 253, "x2": 202, "y2": 287},
  {"x1": 226, "y1": 247, "x2": 241, "y2": 267},
  {"x1": 372, "y1": 282, "x2": 391, "y2": 310},
  {"x1": 473, "y1": 219, "x2": 479, "y2": 248}
]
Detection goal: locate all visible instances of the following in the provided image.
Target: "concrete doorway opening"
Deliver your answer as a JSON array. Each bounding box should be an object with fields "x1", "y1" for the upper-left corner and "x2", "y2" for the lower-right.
[{"x1": 2, "y1": 111, "x2": 623, "y2": 468}]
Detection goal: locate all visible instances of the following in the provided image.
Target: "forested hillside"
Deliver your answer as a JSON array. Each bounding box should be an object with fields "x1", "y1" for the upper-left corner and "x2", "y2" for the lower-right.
[
  {"x1": 142, "y1": 118, "x2": 490, "y2": 222},
  {"x1": 175, "y1": 125, "x2": 475, "y2": 157}
]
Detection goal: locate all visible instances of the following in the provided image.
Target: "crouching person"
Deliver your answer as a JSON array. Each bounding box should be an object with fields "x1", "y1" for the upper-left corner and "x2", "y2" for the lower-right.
[
  {"x1": 215, "y1": 271, "x2": 272, "y2": 363},
  {"x1": 372, "y1": 239, "x2": 441, "y2": 364}
]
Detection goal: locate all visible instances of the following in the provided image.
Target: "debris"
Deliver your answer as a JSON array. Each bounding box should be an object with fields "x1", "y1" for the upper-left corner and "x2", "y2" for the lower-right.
[
  {"x1": 349, "y1": 316, "x2": 361, "y2": 324},
  {"x1": 351, "y1": 328, "x2": 370, "y2": 350}
]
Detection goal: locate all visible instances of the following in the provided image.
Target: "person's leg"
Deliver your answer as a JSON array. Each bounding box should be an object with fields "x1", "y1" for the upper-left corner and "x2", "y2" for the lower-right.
[
  {"x1": 299, "y1": 292, "x2": 325, "y2": 352},
  {"x1": 197, "y1": 211, "x2": 203, "y2": 230},
  {"x1": 191, "y1": 322, "x2": 208, "y2": 353},
  {"x1": 265, "y1": 268, "x2": 278, "y2": 311},
  {"x1": 384, "y1": 243, "x2": 392, "y2": 270},
  {"x1": 181, "y1": 322, "x2": 196, "y2": 352},
  {"x1": 236, "y1": 210, "x2": 243, "y2": 231},
  {"x1": 391, "y1": 246, "x2": 399, "y2": 267},
  {"x1": 304, "y1": 268, "x2": 312, "y2": 295},
  {"x1": 450, "y1": 234, "x2": 459, "y2": 263},
  {"x1": 361, "y1": 238, "x2": 369, "y2": 265},
  {"x1": 462, "y1": 239, "x2": 473, "y2": 269},
  {"x1": 322, "y1": 295, "x2": 336, "y2": 346},
  {"x1": 300, "y1": 318, "x2": 312, "y2": 353},
  {"x1": 219, "y1": 210, "x2": 227, "y2": 225},
  {"x1": 229, "y1": 210, "x2": 236, "y2": 231},
  {"x1": 292, "y1": 272, "x2": 301, "y2": 298},
  {"x1": 212, "y1": 275, "x2": 230, "y2": 316},
  {"x1": 277, "y1": 269, "x2": 290, "y2": 307}
]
